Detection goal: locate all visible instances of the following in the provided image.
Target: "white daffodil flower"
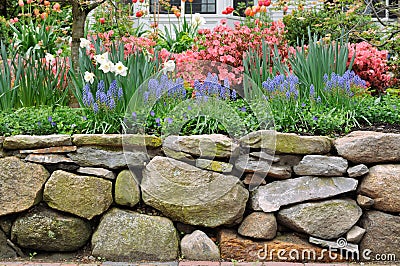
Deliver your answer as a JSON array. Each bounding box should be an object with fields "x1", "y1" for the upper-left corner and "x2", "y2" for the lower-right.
[
  {"x1": 191, "y1": 13, "x2": 206, "y2": 28},
  {"x1": 84, "y1": 71, "x2": 95, "y2": 84},
  {"x1": 80, "y1": 38, "x2": 91, "y2": 49},
  {"x1": 114, "y1": 61, "x2": 128, "y2": 77},
  {"x1": 94, "y1": 52, "x2": 109, "y2": 65},
  {"x1": 99, "y1": 60, "x2": 114, "y2": 73},
  {"x1": 45, "y1": 53, "x2": 55, "y2": 64},
  {"x1": 163, "y1": 60, "x2": 175, "y2": 74}
]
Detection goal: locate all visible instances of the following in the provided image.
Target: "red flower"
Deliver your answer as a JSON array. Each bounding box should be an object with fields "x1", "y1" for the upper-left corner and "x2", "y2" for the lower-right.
[
  {"x1": 132, "y1": 0, "x2": 137, "y2": 3},
  {"x1": 136, "y1": 11, "x2": 143, "y2": 17},
  {"x1": 99, "y1": 17, "x2": 105, "y2": 24}
]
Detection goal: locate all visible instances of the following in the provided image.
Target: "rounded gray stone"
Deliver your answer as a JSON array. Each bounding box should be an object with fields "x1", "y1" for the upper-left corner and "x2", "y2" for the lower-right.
[
  {"x1": 91, "y1": 208, "x2": 179, "y2": 261},
  {"x1": 11, "y1": 206, "x2": 91, "y2": 252},
  {"x1": 114, "y1": 170, "x2": 140, "y2": 207},
  {"x1": 180, "y1": 230, "x2": 220, "y2": 261}
]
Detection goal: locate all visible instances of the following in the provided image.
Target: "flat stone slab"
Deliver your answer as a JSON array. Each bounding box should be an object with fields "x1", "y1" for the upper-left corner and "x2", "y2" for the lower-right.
[
  {"x1": 277, "y1": 199, "x2": 362, "y2": 239},
  {"x1": 73, "y1": 134, "x2": 161, "y2": 148},
  {"x1": 250, "y1": 176, "x2": 358, "y2": 212},
  {"x1": 195, "y1": 158, "x2": 233, "y2": 173},
  {"x1": 19, "y1": 146, "x2": 77, "y2": 154},
  {"x1": 335, "y1": 131, "x2": 400, "y2": 163},
  {"x1": 25, "y1": 154, "x2": 75, "y2": 164},
  {"x1": 77, "y1": 167, "x2": 115, "y2": 180},
  {"x1": 293, "y1": 155, "x2": 348, "y2": 176},
  {"x1": 3, "y1": 135, "x2": 72, "y2": 150},
  {"x1": 68, "y1": 147, "x2": 149, "y2": 169},
  {"x1": 163, "y1": 135, "x2": 239, "y2": 159},
  {"x1": 240, "y1": 131, "x2": 332, "y2": 154}
]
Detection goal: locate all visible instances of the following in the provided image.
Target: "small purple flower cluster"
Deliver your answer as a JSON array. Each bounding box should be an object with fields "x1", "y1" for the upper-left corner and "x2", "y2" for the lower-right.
[
  {"x1": 144, "y1": 75, "x2": 186, "y2": 102},
  {"x1": 262, "y1": 74, "x2": 299, "y2": 100},
  {"x1": 323, "y1": 70, "x2": 366, "y2": 96},
  {"x1": 193, "y1": 73, "x2": 235, "y2": 100},
  {"x1": 82, "y1": 80, "x2": 123, "y2": 113}
]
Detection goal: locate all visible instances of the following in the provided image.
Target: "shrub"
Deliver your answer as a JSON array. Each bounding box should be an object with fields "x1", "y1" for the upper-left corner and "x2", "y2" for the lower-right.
[
  {"x1": 348, "y1": 42, "x2": 393, "y2": 94},
  {"x1": 282, "y1": 2, "x2": 375, "y2": 46},
  {"x1": 194, "y1": 20, "x2": 288, "y2": 68}
]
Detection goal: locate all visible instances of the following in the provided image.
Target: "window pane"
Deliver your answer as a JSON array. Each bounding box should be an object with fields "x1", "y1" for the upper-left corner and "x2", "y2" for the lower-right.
[{"x1": 185, "y1": 0, "x2": 216, "y2": 14}]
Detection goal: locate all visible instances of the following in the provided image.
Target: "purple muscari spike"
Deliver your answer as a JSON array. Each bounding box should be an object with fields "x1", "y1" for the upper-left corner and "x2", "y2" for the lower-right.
[
  {"x1": 323, "y1": 73, "x2": 329, "y2": 83},
  {"x1": 98, "y1": 80, "x2": 105, "y2": 92},
  {"x1": 310, "y1": 84, "x2": 315, "y2": 97},
  {"x1": 109, "y1": 80, "x2": 118, "y2": 96},
  {"x1": 108, "y1": 97, "x2": 116, "y2": 110},
  {"x1": 231, "y1": 89, "x2": 237, "y2": 100},
  {"x1": 117, "y1": 87, "x2": 123, "y2": 99},
  {"x1": 97, "y1": 91, "x2": 107, "y2": 104},
  {"x1": 93, "y1": 103, "x2": 99, "y2": 113},
  {"x1": 82, "y1": 83, "x2": 94, "y2": 107}
]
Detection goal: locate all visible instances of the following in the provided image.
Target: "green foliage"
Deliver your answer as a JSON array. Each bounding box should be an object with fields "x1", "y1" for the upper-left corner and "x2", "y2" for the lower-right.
[
  {"x1": 0, "y1": 106, "x2": 88, "y2": 136},
  {"x1": 0, "y1": 41, "x2": 69, "y2": 111},
  {"x1": 282, "y1": 32, "x2": 354, "y2": 94},
  {"x1": 282, "y1": 1, "x2": 374, "y2": 46},
  {"x1": 157, "y1": 15, "x2": 200, "y2": 53}
]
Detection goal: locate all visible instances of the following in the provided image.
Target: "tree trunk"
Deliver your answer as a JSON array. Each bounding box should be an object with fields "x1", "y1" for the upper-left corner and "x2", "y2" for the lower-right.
[{"x1": 71, "y1": 1, "x2": 87, "y2": 73}]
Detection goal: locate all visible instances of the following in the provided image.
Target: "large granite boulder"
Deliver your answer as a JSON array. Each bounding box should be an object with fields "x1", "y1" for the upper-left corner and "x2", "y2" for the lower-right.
[
  {"x1": 11, "y1": 206, "x2": 91, "y2": 252},
  {"x1": 277, "y1": 199, "x2": 362, "y2": 239},
  {"x1": 91, "y1": 208, "x2": 179, "y2": 261},
  {"x1": 43, "y1": 170, "x2": 113, "y2": 219},
  {"x1": 293, "y1": 155, "x2": 348, "y2": 176},
  {"x1": 141, "y1": 156, "x2": 248, "y2": 227},
  {"x1": 163, "y1": 134, "x2": 239, "y2": 159},
  {"x1": 114, "y1": 170, "x2": 140, "y2": 207},
  {"x1": 359, "y1": 164, "x2": 400, "y2": 213},
  {"x1": 250, "y1": 176, "x2": 358, "y2": 212},
  {"x1": 359, "y1": 211, "x2": 400, "y2": 261},
  {"x1": 0, "y1": 157, "x2": 49, "y2": 216},
  {"x1": 68, "y1": 147, "x2": 149, "y2": 169},
  {"x1": 180, "y1": 230, "x2": 220, "y2": 261},
  {"x1": 3, "y1": 135, "x2": 72, "y2": 149},
  {"x1": 335, "y1": 131, "x2": 400, "y2": 163}
]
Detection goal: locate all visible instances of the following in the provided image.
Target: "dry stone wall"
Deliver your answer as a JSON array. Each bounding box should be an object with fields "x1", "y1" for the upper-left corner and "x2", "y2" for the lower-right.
[{"x1": 0, "y1": 131, "x2": 399, "y2": 263}]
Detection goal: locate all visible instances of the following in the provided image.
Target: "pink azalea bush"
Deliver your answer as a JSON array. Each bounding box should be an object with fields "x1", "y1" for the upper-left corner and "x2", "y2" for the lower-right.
[
  {"x1": 193, "y1": 20, "x2": 289, "y2": 68},
  {"x1": 348, "y1": 42, "x2": 394, "y2": 93}
]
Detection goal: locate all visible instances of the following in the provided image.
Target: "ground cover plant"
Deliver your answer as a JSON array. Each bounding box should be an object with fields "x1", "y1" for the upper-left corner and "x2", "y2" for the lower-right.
[{"x1": 0, "y1": 0, "x2": 400, "y2": 137}]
